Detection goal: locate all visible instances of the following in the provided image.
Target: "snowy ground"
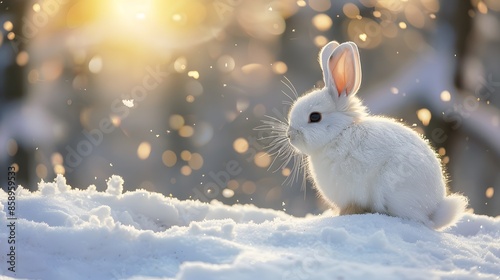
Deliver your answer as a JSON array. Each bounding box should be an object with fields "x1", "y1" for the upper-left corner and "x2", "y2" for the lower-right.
[{"x1": 0, "y1": 175, "x2": 499, "y2": 280}]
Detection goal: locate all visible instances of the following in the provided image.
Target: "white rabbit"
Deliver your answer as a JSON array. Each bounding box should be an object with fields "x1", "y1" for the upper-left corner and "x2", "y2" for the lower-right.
[{"x1": 285, "y1": 41, "x2": 468, "y2": 230}]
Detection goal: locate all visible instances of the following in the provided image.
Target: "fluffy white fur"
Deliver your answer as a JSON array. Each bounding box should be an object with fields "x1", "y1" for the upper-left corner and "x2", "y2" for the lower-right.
[{"x1": 287, "y1": 41, "x2": 467, "y2": 230}]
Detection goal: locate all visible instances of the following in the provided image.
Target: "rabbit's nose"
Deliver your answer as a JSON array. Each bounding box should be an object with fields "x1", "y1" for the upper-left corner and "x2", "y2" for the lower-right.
[{"x1": 286, "y1": 129, "x2": 295, "y2": 140}]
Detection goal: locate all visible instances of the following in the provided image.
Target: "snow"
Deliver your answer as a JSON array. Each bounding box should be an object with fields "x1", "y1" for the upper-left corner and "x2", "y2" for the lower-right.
[{"x1": 1, "y1": 175, "x2": 499, "y2": 280}]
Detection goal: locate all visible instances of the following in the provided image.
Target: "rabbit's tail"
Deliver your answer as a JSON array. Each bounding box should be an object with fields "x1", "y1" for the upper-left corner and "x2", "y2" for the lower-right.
[{"x1": 429, "y1": 194, "x2": 468, "y2": 230}]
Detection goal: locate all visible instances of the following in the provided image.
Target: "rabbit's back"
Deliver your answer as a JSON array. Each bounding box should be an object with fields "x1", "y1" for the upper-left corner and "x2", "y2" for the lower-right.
[{"x1": 308, "y1": 116, "x2": 446, "y2": 220}]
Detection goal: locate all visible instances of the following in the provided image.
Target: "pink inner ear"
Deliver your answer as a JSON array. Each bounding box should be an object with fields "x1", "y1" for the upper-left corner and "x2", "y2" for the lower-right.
[{"x1": 329, "y1": 49, "x2": 354, "y2": 97}]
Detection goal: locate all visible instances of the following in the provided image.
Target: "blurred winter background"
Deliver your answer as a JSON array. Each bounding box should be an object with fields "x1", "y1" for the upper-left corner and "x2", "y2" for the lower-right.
[{"x1": 0, "y1": 0, "x2": 499, "y2": 217}]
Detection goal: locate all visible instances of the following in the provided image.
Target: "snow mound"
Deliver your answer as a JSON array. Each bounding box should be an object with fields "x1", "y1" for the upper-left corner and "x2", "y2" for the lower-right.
[{"x1": 1, "y1": 175, "x2": 499, "y2": 280}]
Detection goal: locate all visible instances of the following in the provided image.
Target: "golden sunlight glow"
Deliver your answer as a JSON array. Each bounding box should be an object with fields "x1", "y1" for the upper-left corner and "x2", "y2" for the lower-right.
[{"x1": 55, "y1": 0, "x2": 231, "y2": 53}]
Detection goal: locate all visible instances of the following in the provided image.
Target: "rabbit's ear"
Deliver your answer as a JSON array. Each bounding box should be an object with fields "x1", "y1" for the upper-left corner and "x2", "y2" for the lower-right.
[
  {"x1": 319, "y1": 41, "x2": 340, "y2": 87},
  {"x1": 327, "y1": 42, "x2": 362, "y2": 97}
]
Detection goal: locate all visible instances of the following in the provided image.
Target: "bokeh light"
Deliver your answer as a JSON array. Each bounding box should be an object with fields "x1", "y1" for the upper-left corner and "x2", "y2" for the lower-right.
[
  {"x1": 309, "y1": 0, "x2": 331, "y2": 12},
  {"x1": 312, "y1": 14, "x2": 332, "y2": 31},
  {"x1": 272, "y1": 61, "x2": 288, "y2": 75},
  {"x1": 417, "y1": 108, "x2": 432, "y2": 126},
  {"x1": 3, "y1": 21, "x2": 13, "y2": 31},
  {"x1": 486, "y1": 187, "x2": 495, "y2": 198},
  {"x1": 314, "y1": 35, "x2": 328, "y2": 47},
  {"x1": 137, "y1": 142, "x2": 152, "y2": 160},
  {"x1": 343, "y1": 3, "x2": 360, "y2": 19},
  {"x1": 162, "y1": 150, "x2": 177, "y2": 167},
  {"x1": 16, "y1": 52, "x2": 30, "y2": 66},
  {"x1": 181, "y1": 150, "x2": 192, "y2": 161},
  {"x1": 188, "y1": 153, "x2": 204, "y2": 170},
  {"x1": 217, "y1": 55, "x2": 235, "y2": 73},
  {"x1": 222, "y1": 188, "x2": 235, "y2": 198},
  {"x1": 36, "y1": 164, "x2": 48, "y2": 179},
  {"x1": 233, "y1": 138, "x2": 249, "y2": 154},
  {"x1": 88, "y1": 55, "x2": 103, "y2": 74},
  {"x1": 242, "y1": 181, "x2": 256, "y2": 195},
  {"x1": 440, "y1": 90, "x2": 451, "y2": 102},
  {"x1": 181, "y1": 165, "x2": 192, "y2": 176},
  {"x1": 179, "y1": 126, "x2": 194, "y2": 137},
  {"x1": 254, "y1": 152, "x2": 271, "y2": 168},
  {"x1": 169, "y1": 115, "x2": 185, "y2": 130}
]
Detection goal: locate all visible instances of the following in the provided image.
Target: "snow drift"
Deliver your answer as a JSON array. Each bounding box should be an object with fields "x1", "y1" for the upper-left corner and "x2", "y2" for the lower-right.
[{"x1": 0, "y1": 175, "x2": 499, "y2": 280}]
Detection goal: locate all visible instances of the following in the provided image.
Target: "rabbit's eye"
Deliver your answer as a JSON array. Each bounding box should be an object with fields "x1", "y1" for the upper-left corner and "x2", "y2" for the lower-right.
[{"x1": 309, "y1": 112, "x2": 322, "y2": 123}]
